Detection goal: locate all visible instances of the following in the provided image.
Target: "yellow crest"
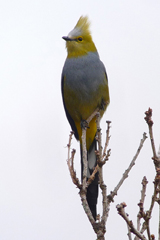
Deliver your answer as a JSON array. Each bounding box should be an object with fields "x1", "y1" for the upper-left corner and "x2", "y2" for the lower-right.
[
  {"x1": 63, "y1": 16, "x2": 97, "y2": 57},
  {"x1": 74, "y1": 16, "x2": 91, "y2": 37}
]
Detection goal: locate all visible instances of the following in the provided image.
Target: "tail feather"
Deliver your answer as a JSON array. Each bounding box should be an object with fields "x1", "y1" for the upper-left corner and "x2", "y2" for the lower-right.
[{"x1": 81, "y1": 139, "x2": 98, "y2": 220}]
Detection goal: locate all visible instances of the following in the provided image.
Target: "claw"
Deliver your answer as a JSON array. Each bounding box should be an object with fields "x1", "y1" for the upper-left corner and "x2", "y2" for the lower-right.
[{"x1": 81, "y1": 120, "x2": 90, "y2": 129}]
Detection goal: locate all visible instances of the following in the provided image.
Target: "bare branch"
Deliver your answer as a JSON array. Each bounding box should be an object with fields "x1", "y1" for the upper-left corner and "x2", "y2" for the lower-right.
[
  {"x1": 137, "y1": 173, "x2": 159, "y2": 239},
  {"x1": 103, "y1": 121, "x2": 111, "y2": 159},
  {"x1": 87, "y1": 164, "x2": 99, "y2": 187},
  {"x1": 145, "y1": 108, "x2": 160, "y2": 168},
  {"x1": 96, "y1": 112, "x2": 103, "y2": 164},
  {"x1": 135, "y1": 176, "x2": 148, "y2": 240},
  {"x1": 108, "y1": 133, "x2": 147, "y2": 201},
  {"x1": 67, "y1": 132, "x2": 82, "y2": 189},
  {"x1": 144, "y1": 108, "x2": 156, "y2": 158},
  {"x1": 82, "y1": 127, "x2": 87, "y2": 190},
  {"x1": 67, "y1": 131, "x2": 74, "y2": 160},
  {"x1": 116, "y1": 203, "x2": 147, "y2": 240},
  {"x1": 80, "y1": 108, "x2": 111, "y2": 238},
  {"x1": 126, "y1": 213, "x2": 133, "y2": 240},
  {"x1": 95, "y1": 113, "x2": 111, "y2": 229},
  {"x1": 144, "y1": 168, "x2": 160, "y2": 234},
  {"x1": 144, "y1": 109, "x2": 160, "y2": 240},
  {"x1": 66, "y1": 108, "x2": 151, "y2": 240},
  {"x1": 140, "y1": 177, "x2": 148, "y2": 205},
  {"x1": 79, "y1": 188, "x2": 95, "y2": 224}
]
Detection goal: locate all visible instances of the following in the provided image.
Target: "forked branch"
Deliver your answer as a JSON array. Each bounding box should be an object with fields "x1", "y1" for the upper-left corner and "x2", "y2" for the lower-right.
[
  {"x1": 117, "y1": 108, "x2": 160, "y2": 240},
  {"x1": 66, "y1": 109, "x2": 147, "y2": 239}
]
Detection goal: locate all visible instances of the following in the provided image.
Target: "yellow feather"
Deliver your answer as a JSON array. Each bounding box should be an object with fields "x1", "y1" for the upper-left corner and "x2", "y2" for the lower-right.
[
  {"x1": 74, "y1": 16, "x2": 91, "y2": 37},
  {"x1": 62, "y1": 16, "x2": 110, "y2": 219},
  {"x1": 65, "y1": 16, "x2": 97, "y2": 58}
]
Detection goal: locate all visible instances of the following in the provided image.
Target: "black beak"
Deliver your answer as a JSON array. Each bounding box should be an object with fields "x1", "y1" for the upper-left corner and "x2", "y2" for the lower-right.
[{"x1": 62, "y1": 36, "x2": 74, "y2": 41}]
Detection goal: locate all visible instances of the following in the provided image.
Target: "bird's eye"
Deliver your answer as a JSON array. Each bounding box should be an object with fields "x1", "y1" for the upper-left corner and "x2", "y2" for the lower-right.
[{"x1": 77, "y1": 37, "x2": 83, "y2": 42}]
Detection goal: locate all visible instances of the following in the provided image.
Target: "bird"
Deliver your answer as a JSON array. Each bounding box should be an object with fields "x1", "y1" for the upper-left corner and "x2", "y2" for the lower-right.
[{"x1": 61, "y1": 16, "x2": 110, "y2": 220}]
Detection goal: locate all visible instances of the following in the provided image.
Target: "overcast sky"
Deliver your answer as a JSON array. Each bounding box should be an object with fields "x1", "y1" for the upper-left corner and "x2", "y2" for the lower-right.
[{"x1": 0, "y1": 0, "x2": 160, "y2": 239}]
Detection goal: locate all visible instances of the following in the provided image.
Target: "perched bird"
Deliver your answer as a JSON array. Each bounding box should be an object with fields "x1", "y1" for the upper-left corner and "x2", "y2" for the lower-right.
[{"x1": 61, "y1": 16, "x2": 110, "y2": 220}]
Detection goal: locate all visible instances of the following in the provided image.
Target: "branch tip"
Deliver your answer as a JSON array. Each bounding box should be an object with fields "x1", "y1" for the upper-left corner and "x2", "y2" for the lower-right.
[
  {"x1": 144, "y1": 108, "x2": 153, "y2": 126},
  {"x1": 142, "y1": 176, "x2": 148, "y2": 186},
  {"x1": 151, "y1": 234, "x2": 155, "y2": 240}
]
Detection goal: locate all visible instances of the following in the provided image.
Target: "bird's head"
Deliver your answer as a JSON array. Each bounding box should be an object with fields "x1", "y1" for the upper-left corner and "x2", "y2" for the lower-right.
[{"x1": 62, "y1": 16, "x2": 97, "y2": 58}]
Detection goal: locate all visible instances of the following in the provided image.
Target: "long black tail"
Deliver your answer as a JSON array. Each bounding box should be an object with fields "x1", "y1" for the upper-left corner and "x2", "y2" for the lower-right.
[{"x1": 81, "y1": 139, "x2": 98, "y2": 220}]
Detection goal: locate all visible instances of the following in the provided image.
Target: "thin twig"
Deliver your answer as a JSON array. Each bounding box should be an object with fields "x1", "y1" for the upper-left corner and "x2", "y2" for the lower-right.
[
  {"x1": 144, "y1": 108, "x2": 160, "y2": 239},
  {"x1": 126, "y1": 213, "x2": 133, "y2": 240},
  {"x1": 87, "y1": 164, "x2": 99, "y2": 187},
  {"x1": 80, "y1": 108, "x2": 106, "y2": 230},
  {"x1": 143, "y1": 168, "x2": 160, "y2": 236},
  {"x1": 135, "y1": 176, "x2": 148, "y2": 240},
  {"x1": 140, "y1": 177, "x2": 148, "y2": 207},
  {"x1": 103, "y1": 121, "x2": 111, "y2": 159},
  {"x1": 116, "y1": 203, "x2": 147, "y2": 240},
  {"x1": 96, "y1": 113, "x2": 111, "y2": 227},
  {"x1": 79, "y1": 188, "x2": 95, "y2": 224},
  {"x1": 108, "y1": 133, "x2": 147, "y2": 201},
  {"x1": 67, "y1": 132, "x2": 82, "y2": 189},
  {"x1": 96, "y1": 112, "x2": 103, "y2": 164},
  {"x1": 96, "y1": 119, "x2": 111, "y2": 167},
  {"x1": 147, "y1": 176, "x2": 160, "y2": 239},
  {"x1": 145, "y1": 108, "x2": 160, "y2": 168},
  {"x1": 144, "y1": 108, "x2": 157, "y2": 158},
  {"x1": 82, "y1": 127, "x2": 87, "y2": 190},
  {"x1": 91, "y1": 112, "x2": 108, "y2": 239},
  {"x1": 67, "y1": 131, "x2": 74, "y2": 161},
  {"x1": 146, "y1": 225, "x2": 151, "y2": 240},
  {"x1": 80, "y1": 117, "x2": 96, "y2": 225}
]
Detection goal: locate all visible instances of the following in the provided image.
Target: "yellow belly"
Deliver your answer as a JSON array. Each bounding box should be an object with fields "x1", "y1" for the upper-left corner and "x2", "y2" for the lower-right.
[{"x1": 64, "y1": 82, "x2": 109, "y2": 150}]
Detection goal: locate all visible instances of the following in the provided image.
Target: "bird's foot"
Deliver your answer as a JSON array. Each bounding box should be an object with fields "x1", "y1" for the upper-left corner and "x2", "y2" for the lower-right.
[{"x1": 81, "y1": 120, "x2": 90, "y2": 129}]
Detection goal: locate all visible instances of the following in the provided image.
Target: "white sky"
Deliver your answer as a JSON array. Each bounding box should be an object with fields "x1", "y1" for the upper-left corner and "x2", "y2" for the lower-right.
[{"x1": 0, "y1": 0, "x2": 160, "y2": 239}]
